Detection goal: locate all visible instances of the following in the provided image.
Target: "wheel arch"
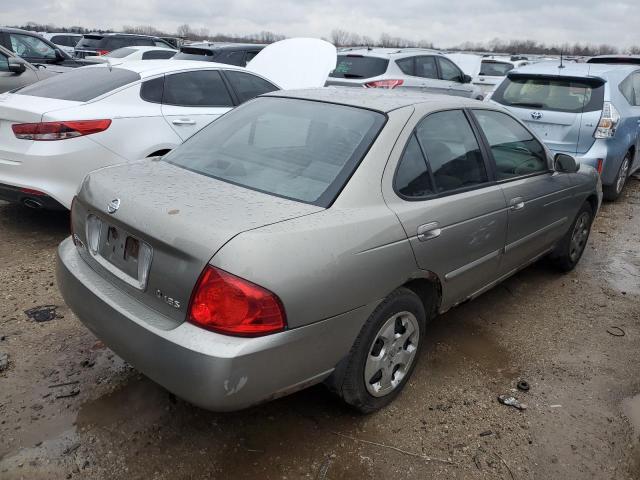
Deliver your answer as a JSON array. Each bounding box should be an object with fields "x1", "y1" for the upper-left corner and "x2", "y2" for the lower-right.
[{"x1": 401, "y1": 272, "x2": 442, "y2": 321}]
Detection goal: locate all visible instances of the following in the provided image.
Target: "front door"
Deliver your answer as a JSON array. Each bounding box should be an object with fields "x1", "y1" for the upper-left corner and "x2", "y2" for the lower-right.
[
  {"x1": 384, "y1": 109, "x2": 508, "y2": 309},
  {"x1": 471, "y1": 109, "x2": 577, "y2": 275},
  {"x1": 437, "y1": 57, "x2": 474, "y2": 98}
]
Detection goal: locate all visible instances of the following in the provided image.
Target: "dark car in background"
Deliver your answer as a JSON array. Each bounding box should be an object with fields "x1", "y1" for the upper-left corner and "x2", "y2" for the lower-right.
[
  {"x1": 173, "y1": 43, "x2": 266, "y2": 66},
  {"x1": 0, "y1": 27, "x2": 90, "y2": 67},
  {"x1": 74, "y1": 33, "x2": 175, "y2": 58}
]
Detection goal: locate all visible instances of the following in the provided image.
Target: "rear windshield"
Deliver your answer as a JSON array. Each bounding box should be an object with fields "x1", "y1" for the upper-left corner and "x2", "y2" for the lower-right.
[
  {"x1": 76, "y1": 36, "x2": 103, "y2": 49},
  {"x1": 329, "y1": 55, "x2": 389, "y2": 79},
  {"x1": 16, "y1": 67, "x2": 140, "y2": 102},
  {"x1": 480, "y1": 61, "x2": 514, "y2": 77},
  {"x1": 173, "y1": 48, "x2": 215, "y2": 61},
  {"x1": 492, "y1": 76, "x2": 605, "y2": 113},
  {"x1": 106, "y1": 47, "x2": 136, "y2": 58},
  {"x1": 164, "y1": 97, "x2": 386, "y2": 207}
]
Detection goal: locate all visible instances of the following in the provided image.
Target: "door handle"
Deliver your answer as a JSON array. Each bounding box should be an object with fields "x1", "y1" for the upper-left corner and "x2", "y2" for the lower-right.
[
  {"x1": 172, "y1": 119, "x2": 196, "y2": 125},
  {"x1": 509, "y1": 197, "x2": 525, "y2": 211},
  {"x1": 417, "y1": 222, "x2": 441, "y2": 242}
]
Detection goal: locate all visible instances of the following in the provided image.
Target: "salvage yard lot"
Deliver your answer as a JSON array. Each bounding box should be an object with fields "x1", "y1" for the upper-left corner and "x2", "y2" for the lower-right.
[{"x1": 0, "y1": 180, "x2": 639, "y2": 480}]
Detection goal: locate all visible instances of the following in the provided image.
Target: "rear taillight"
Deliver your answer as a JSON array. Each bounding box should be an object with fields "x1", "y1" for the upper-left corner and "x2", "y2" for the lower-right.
[
  {"x1": 96, "y1": 49, "x2": 109, "y2": 56},
  {"x1": 594, "y1": 102, "x2": 620, "y2": 139},
  {"x1": 188, "y1": 266, "x2": 287, "y2": 337},
  {"x1": 12, "y1": 120, "x2": 111, "y2": 141},
  {"x1": 364, "y1": 79, "x2": 404, "y2": 89}
]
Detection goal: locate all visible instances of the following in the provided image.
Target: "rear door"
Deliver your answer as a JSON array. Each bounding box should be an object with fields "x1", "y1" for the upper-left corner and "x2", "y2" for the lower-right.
[
  {"x1": 383, "y1": 108, "x2": 508, "y2": 308},
  {"x1": 491, "y1": 74, "x2": 605, "y2": 155},
  {"x1": 160, "y1": 69, "x2": 235, "y2": 140},
  {"x1": 397, "y1": 55, "x2": 449, "y2": 94},
  {"x1": 471, "y1": 109, "x2": 577, "y2": 275}
]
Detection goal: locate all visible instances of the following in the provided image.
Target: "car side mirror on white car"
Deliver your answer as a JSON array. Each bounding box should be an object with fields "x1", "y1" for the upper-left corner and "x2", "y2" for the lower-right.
[{"x1": 555, "y1": 153, "x2": 579, "y2": 173}]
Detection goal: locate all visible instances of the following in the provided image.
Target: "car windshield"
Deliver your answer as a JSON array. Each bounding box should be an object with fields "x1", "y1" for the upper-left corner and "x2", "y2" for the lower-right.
[
  {"x1": 106, "y1": 47, "x2": 136, "y2": 58},
  {"x1": 480, "y1": 61, "x2": 514, "y2": 76},
  {"x1": 492, "y1": 76, "x2": 605, "y2": 113},
  {"x1": 164, "y1": 97, "x2": 386, "y2": 207},
  {"x1": 15, "y1": 67, "x2": 140, "y2": 101},
  {"x1": 329, "y1": 55, "x2": 389, "y2": 79}
]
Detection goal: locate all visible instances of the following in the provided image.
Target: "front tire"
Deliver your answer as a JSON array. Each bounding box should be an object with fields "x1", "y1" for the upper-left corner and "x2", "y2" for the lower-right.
[
  {"x1": 332, "y1": 288, "x2": 426, "y2": 413},
  {"x1": 603, "y1": 152, "x2": 631, "y2": 201},
  {"x1": 549, "y1": 201, "x2": 594, "y2": 272}
]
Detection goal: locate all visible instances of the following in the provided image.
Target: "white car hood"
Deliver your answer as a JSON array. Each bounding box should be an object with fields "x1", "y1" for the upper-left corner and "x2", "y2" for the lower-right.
[{"x1": 246, "y1": 38, "x2": 336, "y2": 90}]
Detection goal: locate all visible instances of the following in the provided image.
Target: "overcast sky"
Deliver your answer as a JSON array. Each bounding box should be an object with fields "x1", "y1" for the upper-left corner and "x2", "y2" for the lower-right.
[{"x1": 4, "y1": 0, "x2": 639, "y2": 47}]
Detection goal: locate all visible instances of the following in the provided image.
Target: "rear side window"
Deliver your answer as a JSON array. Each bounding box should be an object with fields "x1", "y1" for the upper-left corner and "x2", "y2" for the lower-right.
[
  {"x1": 141, "y1": 50, "x2": 176, "y2": 60},
  {"x1": 140, "y1": 77, "x2": 164, "y2": 103},
  {"x1": 16, "y1": 67, "x2": 141, "y2": 101},
  {"x1": 163, "y1": 70, "x2": 233, "y2": 107},
  {"x1": 76, "y1": 36, "x2": 102, "y2": 48},
  {"x1": 164, "y1": 97, "x2": 386, "y2": 207},
  {"x1": 415, "y1": 56, "x2": 438, "y2": 79},
  {"x1": 396, "y1": 57, "x2": 414, "y2": 75},
  {"x1": 329, "y1": 55, "x2": 389, "y2": 79},
  {"x1": 619, "y1": 73, "x2": 640, "y2": 106},
  {"x1": 480, "y1": 61, "x2": 514, "y2": 76},
  {"x1": 416, "y1": 110, "x2": 487, "y2": 193},
  {"x1": 473, "y1": 110, "x2": 548, "y2": 179},
  {"x1": 395, "y1": 134, "x2": 433, "y2": 198},
  {"x1": 492, "y1": 76, "x2": 605, "y2": 113},
  {"x1": 225, "y1": 70, "x2": 278, "y2": 103}
]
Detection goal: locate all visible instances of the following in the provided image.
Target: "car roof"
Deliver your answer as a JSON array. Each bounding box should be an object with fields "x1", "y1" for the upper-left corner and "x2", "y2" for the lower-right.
[
  {"x1": 82, "y1": 32, "x2": 162, "y2": 39},
  {"x1": 264, "y1": 87, "x2": 486, "y2": 113},
  {"x1": 337, "y1": 47, "x2": 442, "y2": 59},
  {"x1": 511, "y1": 61, "x2": 639, "y2": 79},
  {"x1": 112, "y1": 46, "x2": 177, "y2": 53},
  {"x1": 96, "y1": 59, "x2": 246, "y2": 78}
]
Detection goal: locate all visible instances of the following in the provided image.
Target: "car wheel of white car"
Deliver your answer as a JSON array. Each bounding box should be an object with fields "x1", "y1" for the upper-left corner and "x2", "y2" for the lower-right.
[{"x1": 332, "y1": 287, "x2": 426, "y2": 413}]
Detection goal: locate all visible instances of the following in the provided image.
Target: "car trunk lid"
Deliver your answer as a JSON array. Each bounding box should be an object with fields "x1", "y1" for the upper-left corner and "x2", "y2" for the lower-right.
[{"x1": 73, "y1": 159, "x2": 323, "y2": 327}]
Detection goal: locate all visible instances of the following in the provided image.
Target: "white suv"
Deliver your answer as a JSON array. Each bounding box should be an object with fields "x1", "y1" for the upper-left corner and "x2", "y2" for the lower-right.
[{"x1": 326, "y1": 48, "x2": 483, "y2": 99}]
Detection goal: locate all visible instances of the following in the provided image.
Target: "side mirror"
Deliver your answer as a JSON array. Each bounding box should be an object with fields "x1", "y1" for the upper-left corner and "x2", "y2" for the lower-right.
[
  {"x1": 555, "y1": 153, "x2": 579, "y2": 173},
  {"x1": 460, "y1": 74, "x2": 472, "y2": 84},
  {"x1": 7, "y1": 58, "x2": 26, "y2": 74}
]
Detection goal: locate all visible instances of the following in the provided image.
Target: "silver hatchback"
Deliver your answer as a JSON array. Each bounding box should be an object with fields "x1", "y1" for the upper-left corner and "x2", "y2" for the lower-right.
[{"x1": 58, "y1": 89, "x2": 601, "y2": 412}]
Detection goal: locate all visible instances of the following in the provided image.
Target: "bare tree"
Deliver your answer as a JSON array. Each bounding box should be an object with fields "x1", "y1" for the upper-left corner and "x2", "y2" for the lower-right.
[
  {"x1": 176, "y1": 24, "x2": 193, "y2": 39},
  {"x1": 331, "y1": 29, "x2": 351, "y2": 47}
]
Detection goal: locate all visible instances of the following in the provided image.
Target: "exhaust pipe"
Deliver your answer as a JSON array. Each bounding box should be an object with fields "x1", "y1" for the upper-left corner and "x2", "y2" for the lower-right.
[{"x1": 22, "y1": 198, "x2": 44, "y2": 209}]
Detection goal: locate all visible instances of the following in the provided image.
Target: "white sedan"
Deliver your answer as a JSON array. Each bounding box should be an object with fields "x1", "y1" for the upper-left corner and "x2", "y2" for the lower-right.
[
  {"x1": 84, "y1": 46, "x2": 178, "y2": 64},
  {"x1": 0, "y1": 39, "x2": 337, "y2": 209}
]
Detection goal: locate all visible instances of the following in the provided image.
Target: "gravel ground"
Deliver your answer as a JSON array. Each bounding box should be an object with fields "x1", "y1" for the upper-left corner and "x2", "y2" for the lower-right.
[{"x1": 1, "y1": 179, "x2": 639, "y2": 480}]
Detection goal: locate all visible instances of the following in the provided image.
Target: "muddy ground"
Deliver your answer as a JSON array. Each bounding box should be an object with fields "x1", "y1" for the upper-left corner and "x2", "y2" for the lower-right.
[{"x1": 1, "y1": 180, "x2": 639, "y2": 480}]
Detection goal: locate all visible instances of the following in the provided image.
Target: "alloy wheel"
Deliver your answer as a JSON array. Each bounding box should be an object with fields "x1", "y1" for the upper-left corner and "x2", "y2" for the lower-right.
[
  {"x1": 616, "y1": 156, "x2": 630, "y2": 194},
  {"x1": 364, "y1": 311, "x2": 420, "y2": 398}
]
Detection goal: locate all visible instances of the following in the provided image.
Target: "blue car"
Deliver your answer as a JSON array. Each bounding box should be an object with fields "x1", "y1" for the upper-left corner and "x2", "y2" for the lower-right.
[{"x1": 490, "y1": 61, "x2": 640, "y2": 200}]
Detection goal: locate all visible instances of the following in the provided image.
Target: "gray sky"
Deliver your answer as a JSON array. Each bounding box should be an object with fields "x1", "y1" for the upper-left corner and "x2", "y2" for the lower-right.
[{"x1": 4, "y1": 0, "x2": 639, "y2": 47}]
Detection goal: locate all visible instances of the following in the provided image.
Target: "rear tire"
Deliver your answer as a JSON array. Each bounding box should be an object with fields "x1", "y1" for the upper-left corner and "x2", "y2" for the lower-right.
[
  {"x1": 603, "y1": 151, "x2": 631, "y2": 201},
  {"x1": 331, "y1": 287, "x2": 426, "y2": 413},
  {"x1": 549, "y1": 201, "x2": 593, "y2": 272}
]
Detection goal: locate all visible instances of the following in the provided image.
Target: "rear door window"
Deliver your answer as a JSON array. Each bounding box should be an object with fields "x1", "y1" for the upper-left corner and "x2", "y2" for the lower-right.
[
  {"x1": 415, "y1": 56, "x2": 438, "y2": 79},
  {"x1": 492, "y1": 76, "x2": 605, "y2": 113},
  {"x1": 480, "y1": 61, "x2": 514, "y2": 76},
  {"x1": 163, "y1": 70, "x2": 233, "y2": 107},
  {"x1": 16, "y1": 67, "x2": 141, "y2": 101},
  {"x1": 415, "y1": 110, "x2": 488, "y2": 193},
  {"x1": 473, "y1": 109, "x2": 548, "y2": 179},
  {"x1": 437, "y1": 57, "x2": 463, "y2": 81},
  {"x1": 330, "y1": 55, "x2": 389, "y2": 79},
  {"x1": 225, "y1": 70, "x2": 278, "y2": 103}
]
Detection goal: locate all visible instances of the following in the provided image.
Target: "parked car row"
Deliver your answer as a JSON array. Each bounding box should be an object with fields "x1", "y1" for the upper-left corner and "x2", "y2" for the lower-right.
[{"x1": 0, "y1": 32, "x2": 632, "y2": 414}]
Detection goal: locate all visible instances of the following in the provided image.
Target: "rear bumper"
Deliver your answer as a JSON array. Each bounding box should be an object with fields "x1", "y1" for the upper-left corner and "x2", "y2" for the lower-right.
[
  {"x1": 563, "y1": 139, "x2": 627, "y2": 186},
  {"x1": 57, "y1": 238, "x2": 372, "y2": 411},
  {"x1": 0, "y1": 136, "x2": 124, "y2": 209},
  {"x1": 0, "y1": 183, "x2": 65, "y2": 210}
]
